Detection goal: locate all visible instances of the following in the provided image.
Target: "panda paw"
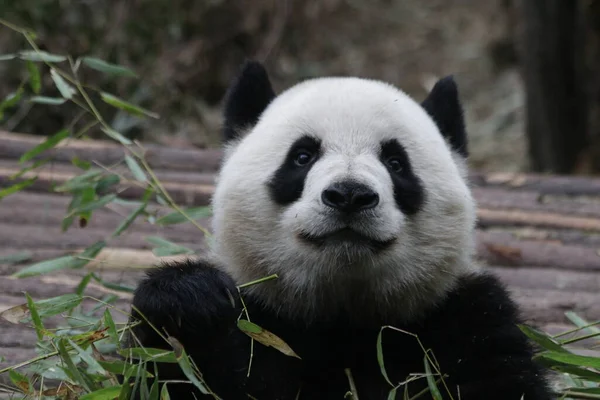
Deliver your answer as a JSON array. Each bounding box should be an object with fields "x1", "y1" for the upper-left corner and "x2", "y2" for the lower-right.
[{"x1": 129, "y1": 259, "x2": 240, "y2": 347}]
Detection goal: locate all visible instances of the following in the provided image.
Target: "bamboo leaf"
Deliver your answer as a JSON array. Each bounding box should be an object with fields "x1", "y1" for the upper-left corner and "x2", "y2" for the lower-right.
[
  {"x1": 103, "y1": 309, "x2": 119, "y2": 346},
  {"x1": 29, "y1": 96, "x2": 67, "y2": 105},
  {"x1": 423, "y1": 354, "x2": 443, "y2": 400},
  {"x1": 100, "y1": 92, "x2": 159, "y2": 119},
  {"x1": 50, "y1": 69, "x2": 76, "y2": 99},
  {"x1": 79, "y1": 385, "x2": 123, "y2": 400},
  {"x1": 72, "y1": 194, "x2": 117, "y2": 214},
  {"x1": 518, "y1": 324, "x2": 568, "y2": 353},
  {"x1": 376, "y1": 328, "x2": 394, "y2": 387},
  {"x1": 0, "y1": 89, "x2": 24, "y2": 120},
  {"x1": 0, "y1": 54, "x2": 16, "y2": 61},
  {"x1": 57, "y1": 338, "x2": 91, "y2": 392},
  {"x1": 9, "y1": 369, "x2": 32, "y2": 394},
  {"x1": 156, "y1": 206, "x2": 212, "y2": 226},
  {"x1": 0, "y1": 250, "x2": 32, "y2": 265},
  {"x1": 112, "y1": 194, "x2": 149, "y2": 237},
  {"x1": 536, "y1": 351, "x2": 600, "y2": 370},
  {"x1": 101, "y1": 127, "x2": 132, "y2": 145},
  {"x1": 0, "y1": 293, "x2": 82, "y2": 324},
  {"x1": 25, "y1": 293, "x2": 44, "y2": 340},
  {"x1": 19, "y1": 50, "x2": 67, "y2": 62},
  {"x1": 168, "y1": 337, "x2": 209, "y2": 394},
  {"x1": 20, "y1": 129, "x2": 70, "y2": 163},
  {"x1": 81, "y1": 56, "x2": 138, "y2": 77},
  {"x1": 0, "y1": 177, "x2": 37, "y2": 199},
  {"x1": 118, "y1": 347, "x2": 178, "y2": 363},
  {"x1": 26, "y1": 60, "x2": 41, "y2": 94},
  {"x1": 12, "y1": 241, "x2": 105, "y2": 278},
  {"x1": 125, "y1": 155, "x2": 148, "y2": 182},
  {"x1": 237, "y1": 319, "x2": 301, "y2": 359}
]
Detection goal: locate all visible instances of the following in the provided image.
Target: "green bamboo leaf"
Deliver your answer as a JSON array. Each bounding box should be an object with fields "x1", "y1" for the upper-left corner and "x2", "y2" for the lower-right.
[
  {"x1": 12, "y1": 255, "x2": 75, "y2": 278},
  {"x1": 10, "y1": 158, "x2": 50, "y2": 179},
  {"x1": 91, "y1": 274, "x2": 135, "y2": 293},
  {"x1": 536, "y1": 351, "x2": 600, "y2": 369},
  {"x1": 0, "y1": 250, "x2": 32, "y2": 265},
  {"x1": 103, "y1": 309, "x2": 119, "y2": 346},
  {"x1": 118, "y1": 347, "x2": 178, "y2": 363},
  {"x1": 112, "y1": 193, "x2": 149, "y2": 237},
  {"x1": 26, "y1": 60, "x2": 41, "y2": 94},
  {"x1": 19, "y1": 50, "x2": 67, "y2": 62},
  {"x1": 565, "y1": 311, "x2": 600, "y2": 335},
  {"x1": 156, "y1": 206, "x2": 212, "y2": 226},
  {"x1": 1, "y1": 293, "x2": 83, "y2": 324},
  {"x1": 101, "y1": 127, "x2": 132, "y2": 145},
  {"x1": 0, "y1": 89, "x2": 24, "y2": 119},
  {"x1": 29, "y1": 96, "x2": 67, "y2": 105},
  {"x1": 95, "y1": 174, "x2": 121, "y2": 193},
  {"x1": 72, "y1": 194, "x2": 117, "y2": 214},
  {"x1": 160, "y1": 384, "x2": 171, "y2": 400},
  {"x1": 125, "y1": 155, "x2": 148, "y2": 182},
  {"x1": 55, "y1": 169, "x2": 103, "y2": 192},
  {"x1": 12, "y1": 241, "x2": 105, "y2": 278},
  {"x1": 168, "y1": 337, "x2": 209, "y2": 394},
  {"x1": 20, "y1": 129, "x2": 70, "y2": 163},
  {"x1": 100, "y1": 92, "x2": 159, "y2": 119},
  {"x1": 376, "y1": 328, "x2": 394, "y2": 387},
  {"x1": 25, "y1": 293, "x2": 44, "y2": 340},
  {"x1": 9, "y1": 369, "x2": 32, "y2": 394},
  {"x1": 50, "y1": 69, "x2": 76, "y2": 99},
  {"x1": 57, "y1": 338, "x2": 91, "y2": 392},
  {"x1": 0, "y1": 177, "x2": 37, "y2": 199},
  {"x1": 423, "y1": 354, "x2": 443, "y2": 400},
  {"x1": 68, "y1": 338, "x2": 105, "y2": 375},
  {"x1": 149, "y1": 378, "x2": 160, "y2": 400},
  {"x1": 72, "y1": 156, "x2": 92, "y2": 170},
  {"x1": 36, "y1": 293, "x2": 83, "y2": 317},
  {"x1": 79, "y1": 385, "x2": 123, "y2": 400},
  {"x1": 518, "y1": 324, "x2": 568, "y2": 353},
  {"x1": 81, "y1": 57, "x2": 138, "y2": 77},
  {"x1": 386, "y1": 388, "x2": 397, "y2": 400}
]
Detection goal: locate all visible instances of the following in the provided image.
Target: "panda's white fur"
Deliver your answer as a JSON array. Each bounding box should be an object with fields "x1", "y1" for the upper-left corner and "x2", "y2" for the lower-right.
[{"x1": 210, "y1": 76, "x2": 478, "y2": 322}]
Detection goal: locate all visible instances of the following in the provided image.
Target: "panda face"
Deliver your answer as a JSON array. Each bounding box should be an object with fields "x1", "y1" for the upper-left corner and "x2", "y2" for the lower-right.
[{"x1": 211, "y1": 62, "x2": 477, "y2": 319}]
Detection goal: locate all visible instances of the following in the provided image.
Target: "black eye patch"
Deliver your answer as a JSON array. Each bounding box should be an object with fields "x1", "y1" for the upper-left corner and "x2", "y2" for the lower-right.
[
  {"x1": 267, "y1": 135, "x2": 322, "y2": 205},
  {"x1": 380, "y1": 139, "x2": 425, "y2": 215}
]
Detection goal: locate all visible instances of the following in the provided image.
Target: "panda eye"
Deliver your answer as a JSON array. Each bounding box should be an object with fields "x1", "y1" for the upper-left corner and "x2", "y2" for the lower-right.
[
  {"x1": 294, "y1": 151, "x2": 314, "y2": 167},
  {"x1": 387, "y1": 158, "x2": 403, "y2": 173}
]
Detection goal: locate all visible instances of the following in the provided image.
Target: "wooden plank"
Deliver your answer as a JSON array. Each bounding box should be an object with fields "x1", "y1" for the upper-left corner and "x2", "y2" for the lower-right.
[{"x1": 0, "y1": 130, "x2": 223, "y2": 172}]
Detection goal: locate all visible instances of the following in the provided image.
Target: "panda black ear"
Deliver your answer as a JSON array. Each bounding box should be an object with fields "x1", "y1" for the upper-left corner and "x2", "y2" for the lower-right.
[
  {"x1": 222, "y1": 60, "x2": 276, "y2": 144},
  {"x1": 421, "y1": 76, "x2": 468, "y2": 158}
]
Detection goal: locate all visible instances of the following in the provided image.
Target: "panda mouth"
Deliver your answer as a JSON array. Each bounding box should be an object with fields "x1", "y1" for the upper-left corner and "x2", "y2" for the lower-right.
[{"x1": 298, "y1": 228, "x2": 396, "y2": 250}]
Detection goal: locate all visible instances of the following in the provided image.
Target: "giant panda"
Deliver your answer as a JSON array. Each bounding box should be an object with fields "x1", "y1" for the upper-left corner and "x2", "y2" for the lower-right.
[{"x1": 128, "y1": 61, "x2": 553, "y2": 400}]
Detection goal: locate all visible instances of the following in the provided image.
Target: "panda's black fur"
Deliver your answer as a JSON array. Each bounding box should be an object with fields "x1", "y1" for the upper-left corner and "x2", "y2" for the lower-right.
[{"x1": 127, "y1": 61, "x2": 553, "y2": 400}]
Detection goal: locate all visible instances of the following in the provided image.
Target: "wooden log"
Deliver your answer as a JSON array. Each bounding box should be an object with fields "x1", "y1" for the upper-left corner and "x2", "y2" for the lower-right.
[
  {"x1": 472, "y1": 172, "x2": 600, "y2": 195},
  {"x1": 0, "y1": 130, "x2": 223, "y2": 172},
  {"x1": 0, "y1": 165, "x2": 214, "y2": 206}
]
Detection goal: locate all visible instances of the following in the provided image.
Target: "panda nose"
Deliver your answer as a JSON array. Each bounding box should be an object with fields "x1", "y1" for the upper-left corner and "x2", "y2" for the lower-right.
[{"x1": 321, "y1": 181, "x2": 380, "y2": 213}]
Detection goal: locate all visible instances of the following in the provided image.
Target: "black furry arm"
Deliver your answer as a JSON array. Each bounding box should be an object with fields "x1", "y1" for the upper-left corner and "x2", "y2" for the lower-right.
[
  {"x1": 127, "y1": 260, "x2": 249, "y2": 399},
  {"x1": 420, "y1": 272, "x2": 553, "y2": 400}
]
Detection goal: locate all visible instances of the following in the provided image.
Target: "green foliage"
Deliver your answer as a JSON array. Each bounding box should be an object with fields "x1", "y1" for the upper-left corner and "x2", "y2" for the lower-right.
[{"x1": 0, "y1": 20, "x2": 220, "y2": 399}]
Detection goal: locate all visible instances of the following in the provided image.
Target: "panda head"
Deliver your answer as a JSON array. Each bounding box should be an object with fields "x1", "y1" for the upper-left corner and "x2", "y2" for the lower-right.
[{"x1": 211, "y1": 61, "x2": 478, "y2": 321}]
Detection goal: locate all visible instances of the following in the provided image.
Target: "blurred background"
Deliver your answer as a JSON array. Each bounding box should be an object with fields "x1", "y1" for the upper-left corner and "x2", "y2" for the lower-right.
[{"x1": 1, "y1": 0, "x2": 599, "y2": 175}]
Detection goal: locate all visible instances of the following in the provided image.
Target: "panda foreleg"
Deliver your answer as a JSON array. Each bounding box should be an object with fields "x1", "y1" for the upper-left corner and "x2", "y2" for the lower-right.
[
  {"x1": 421, "y1": 272, "x2": 553, "y2": 400},
  {"x1": 126, "y1": 260, "x2": 249, "y2": 399}
]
